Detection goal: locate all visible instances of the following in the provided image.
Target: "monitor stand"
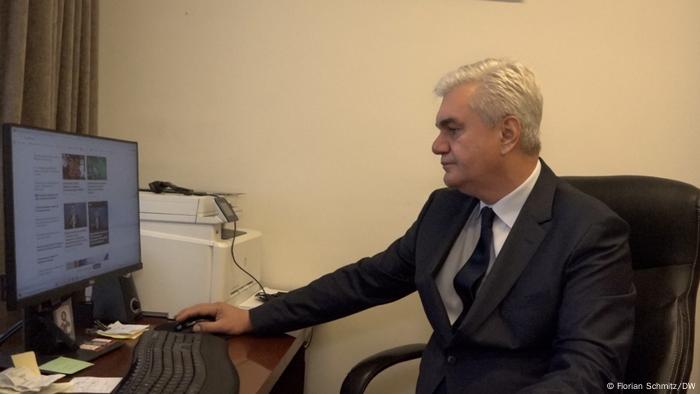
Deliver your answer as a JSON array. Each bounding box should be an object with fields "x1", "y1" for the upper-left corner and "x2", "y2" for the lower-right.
[{"x1": 0, "y1": 299, "x2": 124, "y2": 369}]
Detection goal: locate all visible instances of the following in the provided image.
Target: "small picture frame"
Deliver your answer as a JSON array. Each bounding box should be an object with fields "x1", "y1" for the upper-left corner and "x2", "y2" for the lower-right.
[{"x1": 53, "y1": 298, "x2": 76, "y2": 340}]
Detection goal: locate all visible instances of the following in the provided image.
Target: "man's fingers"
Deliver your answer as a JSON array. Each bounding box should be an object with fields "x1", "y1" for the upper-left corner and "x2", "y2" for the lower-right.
[
  {"x1": 193, "y1": 320, "x2": 228, "y2": 334},
  {"x1": 175, "y1": 303, "x2": 220, "y2": 322}
]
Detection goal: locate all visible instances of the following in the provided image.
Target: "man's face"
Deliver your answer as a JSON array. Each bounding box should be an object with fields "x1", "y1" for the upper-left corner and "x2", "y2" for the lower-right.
[{"x1": 433, "y1": 83, "x2": 504, "y2": 196}]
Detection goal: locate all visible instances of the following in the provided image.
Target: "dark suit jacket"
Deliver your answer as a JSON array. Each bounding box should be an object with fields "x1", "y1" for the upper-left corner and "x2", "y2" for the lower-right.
[{"x1": 251, "y1": 161, "x2": 635, "y2": 393}]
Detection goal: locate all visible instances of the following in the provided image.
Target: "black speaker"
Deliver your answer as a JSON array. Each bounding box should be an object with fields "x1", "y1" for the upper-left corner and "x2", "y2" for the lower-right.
[{"x1": 92, "y1": 274, "x2": 142, "y2": 323}]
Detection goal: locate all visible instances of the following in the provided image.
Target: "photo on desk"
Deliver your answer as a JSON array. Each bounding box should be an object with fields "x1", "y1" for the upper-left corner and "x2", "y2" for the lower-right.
[{"x1": 52, "y1": 298, "x2": 76, "y2": 340}]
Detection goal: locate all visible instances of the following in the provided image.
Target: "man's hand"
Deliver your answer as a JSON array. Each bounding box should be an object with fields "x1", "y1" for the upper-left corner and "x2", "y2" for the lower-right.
[{"x1": 175, "y1": 302, "x2": 253, "y2": 335}]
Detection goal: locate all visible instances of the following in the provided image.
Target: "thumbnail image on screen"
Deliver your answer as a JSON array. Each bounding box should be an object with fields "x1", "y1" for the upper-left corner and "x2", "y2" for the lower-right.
[
  {"x1": 63, "y1": 203, "x2": 87, "y2": 230},
  {"x1": 88, "y1": 201, "x2": 109, "y2": 246},
  {"x1": 87, "y1": 156, "x2": 107, "y2": 180},
  {"x1": 62, "y1": 154, "x2": 86, "y2": 180}
]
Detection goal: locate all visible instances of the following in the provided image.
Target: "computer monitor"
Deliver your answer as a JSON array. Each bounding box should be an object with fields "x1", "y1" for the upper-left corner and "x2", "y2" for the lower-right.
[{"x1": 1, "y1": 123, "x2": 142, "y2": 356}]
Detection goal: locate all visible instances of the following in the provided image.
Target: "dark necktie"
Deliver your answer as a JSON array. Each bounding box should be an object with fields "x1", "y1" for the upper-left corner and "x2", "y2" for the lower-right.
[{"x1": 453, "y1": 207, "x2": 495, "y2": 323}]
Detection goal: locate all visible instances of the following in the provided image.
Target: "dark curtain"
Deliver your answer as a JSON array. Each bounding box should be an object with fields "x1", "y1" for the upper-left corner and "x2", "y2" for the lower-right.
[
  {"x1": 0, "y1": 0, "x2": 99, "y2": 322},
  {"x1": 0, "y1": 0, "x2": 99, "y2": 134}
]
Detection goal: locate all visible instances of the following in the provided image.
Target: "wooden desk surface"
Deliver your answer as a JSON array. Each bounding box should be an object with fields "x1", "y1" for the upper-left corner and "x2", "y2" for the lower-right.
[
  {"x1": 1, "y1": 315, "x2": 307, "y2": 394},
  {"x1": 80, "y1": 332, "x2": 305, "y2": 394}
]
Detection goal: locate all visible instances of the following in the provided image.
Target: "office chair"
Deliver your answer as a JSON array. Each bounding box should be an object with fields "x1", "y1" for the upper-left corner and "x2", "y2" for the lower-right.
[{"x1": 341, "y1": 176, "x2": 700, "y2": 394}]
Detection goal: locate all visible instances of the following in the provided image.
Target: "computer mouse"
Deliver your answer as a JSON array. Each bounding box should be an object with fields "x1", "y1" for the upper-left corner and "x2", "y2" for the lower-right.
[{"x1": 174, "y1": 316, "x2": 216, "y2": 333}]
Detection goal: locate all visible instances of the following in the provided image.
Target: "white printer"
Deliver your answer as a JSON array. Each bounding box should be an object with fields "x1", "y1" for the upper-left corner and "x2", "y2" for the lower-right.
[{"x1": 133, "y1": 191, "x2": 263, "y2": 317}]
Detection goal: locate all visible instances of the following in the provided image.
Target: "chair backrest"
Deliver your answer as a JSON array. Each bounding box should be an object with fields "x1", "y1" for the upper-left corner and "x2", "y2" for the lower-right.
[{"x1": 564, "y1": 176, "x2": 700, "y2": 391}]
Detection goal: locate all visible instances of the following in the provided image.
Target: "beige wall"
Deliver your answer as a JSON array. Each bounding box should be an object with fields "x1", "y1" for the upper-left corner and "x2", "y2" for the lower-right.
[{"x1": 98, "y1": 1, "x2": 700, "y2": 392}]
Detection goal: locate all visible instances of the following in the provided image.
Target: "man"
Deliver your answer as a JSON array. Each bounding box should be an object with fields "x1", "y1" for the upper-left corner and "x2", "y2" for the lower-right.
[{"x1": 177, "y1": 58, "x2": 635, "y2": 393}]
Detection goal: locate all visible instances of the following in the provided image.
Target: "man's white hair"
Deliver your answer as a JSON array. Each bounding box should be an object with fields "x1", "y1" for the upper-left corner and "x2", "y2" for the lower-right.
[{"x1": 434, "y1": 58, "x2": 543, "y2": 155}]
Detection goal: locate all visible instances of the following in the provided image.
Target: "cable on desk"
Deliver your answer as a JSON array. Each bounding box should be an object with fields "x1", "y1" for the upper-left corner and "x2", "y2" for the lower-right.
[{"x1": 0, "y1": 320, "x2": 23, "y2": 346}]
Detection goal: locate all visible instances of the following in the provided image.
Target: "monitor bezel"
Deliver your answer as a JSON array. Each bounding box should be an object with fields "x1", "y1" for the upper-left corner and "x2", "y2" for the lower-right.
[{"x1": 2, "y1": 123, "x2": 143, "y2": 310}]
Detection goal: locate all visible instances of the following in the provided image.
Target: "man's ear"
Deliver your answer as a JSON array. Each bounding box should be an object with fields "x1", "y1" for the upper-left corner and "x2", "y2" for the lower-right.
[{"x1": 500, "y1": 116, "x2": 522, "y2": 155}]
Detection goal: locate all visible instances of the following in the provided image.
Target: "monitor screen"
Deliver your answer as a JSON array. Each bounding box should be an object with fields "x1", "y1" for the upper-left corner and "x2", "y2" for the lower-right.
[{"x1": 3, "y1": 124, "x2": 142, "y2": 309}]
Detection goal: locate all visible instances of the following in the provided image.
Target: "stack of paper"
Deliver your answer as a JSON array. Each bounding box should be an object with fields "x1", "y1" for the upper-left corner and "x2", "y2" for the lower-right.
[
  {"x1": 96, "y1": 321, "x2": 150, "y2": 339},
  {"x1": 1, "y1": 351, "x2": 122, "y2": 394},
  {"x1": 0, "y1": 352, "x2": 71, "y2": 394},
  {"x1": 0, "y1": 367, "x2": 67, "y2": 393}
]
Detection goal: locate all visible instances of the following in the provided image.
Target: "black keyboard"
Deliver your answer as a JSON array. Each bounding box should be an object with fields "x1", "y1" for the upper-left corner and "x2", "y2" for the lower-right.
[{"x1": 116, "y1": 330, "x2": 239, "y2": 394}]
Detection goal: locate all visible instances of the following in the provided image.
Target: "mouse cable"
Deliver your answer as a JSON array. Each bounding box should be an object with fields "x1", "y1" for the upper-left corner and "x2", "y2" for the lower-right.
[{"x1": 229, "y1": 218, "x2": 270, "y2": 301}]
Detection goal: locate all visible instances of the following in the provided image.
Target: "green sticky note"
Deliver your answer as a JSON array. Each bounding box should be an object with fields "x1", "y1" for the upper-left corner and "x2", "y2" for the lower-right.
[{"x1": 39, "y1": 356, "x2": 93, "y2": 374}]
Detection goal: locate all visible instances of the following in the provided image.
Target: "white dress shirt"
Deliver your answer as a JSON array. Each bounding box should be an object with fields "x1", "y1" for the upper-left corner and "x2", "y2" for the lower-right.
[{"x1": 435, "y1": 161, "x2": 542, "y2": 324}]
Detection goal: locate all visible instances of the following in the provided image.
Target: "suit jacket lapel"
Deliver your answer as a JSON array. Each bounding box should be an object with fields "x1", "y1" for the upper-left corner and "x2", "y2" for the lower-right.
[
  {"x1": 418, "y1": 193, "x2": 477, "y2": 344},
  {"x1": 455, "y1": 161, "x2": 558, "y2": 337}
]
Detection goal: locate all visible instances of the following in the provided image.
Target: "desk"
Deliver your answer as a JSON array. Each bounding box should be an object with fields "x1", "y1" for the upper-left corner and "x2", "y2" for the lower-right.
[{"x1": 1, "y1": 316, "x2": 308, "y2": 394}]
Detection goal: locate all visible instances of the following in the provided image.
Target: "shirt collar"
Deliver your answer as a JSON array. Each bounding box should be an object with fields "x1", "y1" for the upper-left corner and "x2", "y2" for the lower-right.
[{"x1": 480, "y1": 160, "x2": 541, "y2": 228}]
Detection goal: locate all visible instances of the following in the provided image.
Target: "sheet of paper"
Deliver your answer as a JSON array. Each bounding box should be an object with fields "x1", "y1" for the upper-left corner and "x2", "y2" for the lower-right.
[
  {"x1": 237, "y1": 287, "x2": 285, "y2": 310},
  {"x1": 39, "y1": 357, "x2": 93, "y2": 375},
  {"x1": 11, "y1": 351, "x2": 41, "y2": 375},
  {"x1": 63, "y1": 377, "x2": 122, "y2": 393},
  {"x1": 237, "y1": 295, "x2": 263, "y2": 310},
  {"x1": 103, "y1": 322, "x2": 149, "y2": 335},
  {"x1": 95, "y1": 330, "x2": 146, "y2": 340},
  {"x1": 39, "y1": 382, "x2": 74, "y2": 394},
  {"x1": 96, "y1": 321, "x2": 149, "y2": 339}
]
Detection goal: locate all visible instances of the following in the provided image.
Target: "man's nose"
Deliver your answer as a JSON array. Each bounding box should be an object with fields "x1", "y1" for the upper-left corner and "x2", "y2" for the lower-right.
[{"x1": 432, "y1": 133, "x2": 448, "y2": 155}]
